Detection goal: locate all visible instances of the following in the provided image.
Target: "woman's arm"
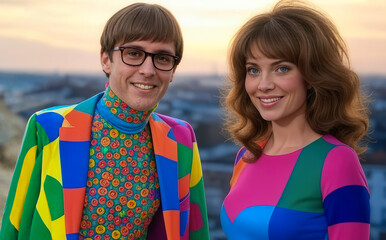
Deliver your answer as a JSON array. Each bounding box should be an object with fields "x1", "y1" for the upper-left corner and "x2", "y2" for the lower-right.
[{"x1": 321, "y1": 146, "x2": 370, "y2": 240}]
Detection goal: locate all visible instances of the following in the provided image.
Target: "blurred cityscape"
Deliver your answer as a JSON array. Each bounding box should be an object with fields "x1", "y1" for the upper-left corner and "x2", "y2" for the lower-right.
[{"x1": 0, "y1": 71, "x2": 385, "y2": 239}]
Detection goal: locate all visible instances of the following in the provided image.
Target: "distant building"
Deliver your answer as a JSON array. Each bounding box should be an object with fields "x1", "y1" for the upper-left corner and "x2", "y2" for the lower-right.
[
  {"x1": 364, "y1": 165, "x2": 386, "y2": 240},
  {"x1": 0, "y1": 71, "x2": 386, "y2": 240}
]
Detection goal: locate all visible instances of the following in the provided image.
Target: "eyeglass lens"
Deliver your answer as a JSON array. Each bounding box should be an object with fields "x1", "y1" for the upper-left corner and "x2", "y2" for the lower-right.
[{"x1": 121, "y1": 48, "x2": 175, "y2": 71}]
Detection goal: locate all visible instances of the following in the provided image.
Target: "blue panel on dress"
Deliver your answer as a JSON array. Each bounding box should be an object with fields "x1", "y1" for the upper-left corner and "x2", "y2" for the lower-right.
[
  {"x1": 36, "y1": 112, "x2": 64, "y2": 142},
  {"x1": 235, "y1": 148, "x2": 247, "y2": 165},
  {"x1": 221, "y1": 204, "x2": 274, "y2": 240},
  {"x1": 155, "y1": 155, "x2": 179, "y2": 211},
  {"x1": 180, "y1": 209, "x2": 189, "y2": 236},
  {"x1": 269, "y1": 207, "x2": 327, "y2": 240},
  {"x1": 60, "y1": 140, "x2": 90, "y2": 188},
  {"x1": 323, "y1": 185, "x2": 370, "y2": 225}
]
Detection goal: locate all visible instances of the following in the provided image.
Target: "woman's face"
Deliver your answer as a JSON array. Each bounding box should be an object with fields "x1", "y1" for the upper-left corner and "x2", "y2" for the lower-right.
[{"x1": 244, "y1": 46, "x2": 308, "y2": 125}]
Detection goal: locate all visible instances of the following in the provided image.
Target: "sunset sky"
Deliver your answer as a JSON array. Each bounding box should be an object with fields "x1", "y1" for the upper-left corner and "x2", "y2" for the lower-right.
[{"x1": 0, "y1": 0, "x2": 385, "y2": 76}]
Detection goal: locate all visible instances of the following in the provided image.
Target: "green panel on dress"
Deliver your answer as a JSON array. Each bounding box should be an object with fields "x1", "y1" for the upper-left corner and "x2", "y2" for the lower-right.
[
  {"x1": 177, "y1": 143, "x2": 193, "y2": 178},
  {"x1": 277, "y1": 138, "x2": 335, "y2": 213},
  {"x1": 44, "y1": 175, "x2": 64, "y2": 220},
  {"x1": 29, "y1": 209, "x2": 52, "y2": 239}
]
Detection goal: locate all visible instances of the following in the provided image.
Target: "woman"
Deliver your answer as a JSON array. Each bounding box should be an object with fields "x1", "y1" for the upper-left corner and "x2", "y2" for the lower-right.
[{"x1": 220, "y1": 0, "x2": 370, "y2": 239}]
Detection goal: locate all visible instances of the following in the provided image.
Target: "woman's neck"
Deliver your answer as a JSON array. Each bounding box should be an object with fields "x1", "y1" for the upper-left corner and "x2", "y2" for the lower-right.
[{"x1": 264, "y1": 114, "x2": 322, "y2": 155}]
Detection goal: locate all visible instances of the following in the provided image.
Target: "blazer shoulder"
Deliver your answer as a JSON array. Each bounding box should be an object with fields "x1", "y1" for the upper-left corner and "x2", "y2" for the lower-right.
[
  {"x1": 152, "y1": 112, "x2": 197, "y2": 143},
  {"x1": 34, "y1": 92, "x2": 104, "y2": 123},
  {"x1": 153, "y1": 112, "x2": 192, "y2": 129}
]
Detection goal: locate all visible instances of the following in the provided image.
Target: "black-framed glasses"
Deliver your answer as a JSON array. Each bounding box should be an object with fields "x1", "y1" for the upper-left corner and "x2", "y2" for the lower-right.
[{"x1": 113, "y1": 46, "x2": 179, "y2": 71}]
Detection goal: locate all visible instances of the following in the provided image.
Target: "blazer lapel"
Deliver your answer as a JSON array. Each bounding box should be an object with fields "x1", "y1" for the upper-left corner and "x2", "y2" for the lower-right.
[
  {"x1": 58, "y1": 93, "x2": 102, "y2": 237},
  {"x1": 149, "y1": 113, "x2": 181, "y2": 240}
]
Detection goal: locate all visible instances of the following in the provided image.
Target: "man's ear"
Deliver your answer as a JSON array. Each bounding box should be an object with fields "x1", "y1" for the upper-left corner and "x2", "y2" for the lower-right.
[
  {"x1": 101, "y1": 51, "x2": 112, "y2": 75},
  {"x1": 169, "y1": 69, "x2": 176, "y2": 83}
]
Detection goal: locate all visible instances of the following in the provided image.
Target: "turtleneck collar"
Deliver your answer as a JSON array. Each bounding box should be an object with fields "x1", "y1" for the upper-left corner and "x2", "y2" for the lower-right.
[{"x1": 96, "y1": 86, "x2": 157, "y2": 134}]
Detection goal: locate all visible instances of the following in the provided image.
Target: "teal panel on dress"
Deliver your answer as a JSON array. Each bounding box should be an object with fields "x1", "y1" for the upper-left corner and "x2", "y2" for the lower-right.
[{"x1": 277, "y1": 138, "x2": 335, "y2": 213}]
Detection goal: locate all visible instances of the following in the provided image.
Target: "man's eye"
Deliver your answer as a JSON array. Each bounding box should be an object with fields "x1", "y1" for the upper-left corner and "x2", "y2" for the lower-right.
[
  {"x1": 126, "y1": 51, "x2": 140, "y2": 57},
  {"x1": 155, "y1": 55, "x2": 171, "y2": 63}
]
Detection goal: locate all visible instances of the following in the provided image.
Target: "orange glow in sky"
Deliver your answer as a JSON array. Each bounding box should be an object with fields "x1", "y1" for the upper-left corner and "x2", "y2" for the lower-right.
[{"x1": 0, "y1": 0, "x2": 385, "y2": 76}]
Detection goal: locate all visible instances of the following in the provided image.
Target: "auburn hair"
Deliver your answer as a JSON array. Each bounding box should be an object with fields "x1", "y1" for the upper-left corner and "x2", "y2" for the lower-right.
[{"x1": 223, "y1": 0, "x2": 369, "y2": 162}]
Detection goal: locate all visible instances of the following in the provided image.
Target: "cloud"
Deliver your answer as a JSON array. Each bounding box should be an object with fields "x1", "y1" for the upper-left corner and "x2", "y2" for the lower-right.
[
  {"x1": 0, "y1": 0, "x2": 385, "y2": 75},
  {"x1": 348, "y1": 37, "x2": 386, "y2": 75},
  {"x1": 0, "y1": 37, "x2": 100, "y2": 74},
  {"x1": 0, "y1": 0, "x2": 46, "y2": 6}
]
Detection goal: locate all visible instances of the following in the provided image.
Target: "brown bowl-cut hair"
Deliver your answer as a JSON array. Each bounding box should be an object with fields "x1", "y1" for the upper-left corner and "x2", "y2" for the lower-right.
[
  {"x1": 100, "y1": 3, "x2": 183, "y2": 76},
  {"x1": 223, "y1": 0, "x2": 369, "y2": 162}
]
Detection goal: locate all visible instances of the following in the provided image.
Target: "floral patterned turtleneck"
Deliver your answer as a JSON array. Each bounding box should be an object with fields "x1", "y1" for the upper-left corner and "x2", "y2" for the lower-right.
[{"x1": 79, "y1": 87, "x2": 160, "y2": 240}]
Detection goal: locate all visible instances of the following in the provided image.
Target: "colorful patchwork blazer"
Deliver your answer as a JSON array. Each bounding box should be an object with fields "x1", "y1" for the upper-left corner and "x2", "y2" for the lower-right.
[{"x1": 0, "y1": 93, "x2": 209, "y2": 240}]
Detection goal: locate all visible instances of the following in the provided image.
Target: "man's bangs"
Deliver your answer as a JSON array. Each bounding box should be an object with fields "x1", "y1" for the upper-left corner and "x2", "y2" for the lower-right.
[{"x1": 120, "y1": 8, "x2": 179, "y2": 45}]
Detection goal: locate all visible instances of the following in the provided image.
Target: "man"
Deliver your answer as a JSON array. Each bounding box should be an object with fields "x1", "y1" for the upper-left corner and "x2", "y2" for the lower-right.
[{"x1": 0, "y1": 3, "x2": 209, "y2": 240}]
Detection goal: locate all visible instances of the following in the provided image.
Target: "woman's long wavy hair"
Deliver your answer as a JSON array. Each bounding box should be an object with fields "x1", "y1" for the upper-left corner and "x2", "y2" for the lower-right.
[{"x1": 223, "y1": 0, "x2": 370, "y2": 162}]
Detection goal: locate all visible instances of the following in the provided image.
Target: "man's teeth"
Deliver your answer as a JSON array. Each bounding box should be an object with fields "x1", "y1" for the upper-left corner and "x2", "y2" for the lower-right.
[
  {"x1": 134, "y1": 83, "x2": 154, "y2": 90},
  {"x1": 260, "y1": 97, "x2": 281, "y2": 103}
]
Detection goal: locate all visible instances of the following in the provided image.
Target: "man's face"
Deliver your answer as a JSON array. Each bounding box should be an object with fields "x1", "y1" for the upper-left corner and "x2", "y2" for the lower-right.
[{"x1": 101, "y1": 40, "x2": 176, "y2": 111}]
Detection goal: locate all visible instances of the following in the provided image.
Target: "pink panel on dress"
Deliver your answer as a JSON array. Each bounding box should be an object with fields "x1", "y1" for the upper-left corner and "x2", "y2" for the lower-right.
[
  {"x1": 328, "y1": 222, "x2": 370, "y2": 240},
  {"x1": 323, "y1": 135, "x2": 344, "y2": 145},
  {"x1": 321, "y1": 145, "x2": 368, "y2": 199},
  {"x1": 223, "y1": 150, "x2": 301, "y2": 222}
]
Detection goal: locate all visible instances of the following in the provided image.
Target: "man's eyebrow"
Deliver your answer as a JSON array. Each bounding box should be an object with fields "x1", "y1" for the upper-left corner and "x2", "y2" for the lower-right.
[{"x1": 121, "y1": 44, "x2": 174, "y2": 55}]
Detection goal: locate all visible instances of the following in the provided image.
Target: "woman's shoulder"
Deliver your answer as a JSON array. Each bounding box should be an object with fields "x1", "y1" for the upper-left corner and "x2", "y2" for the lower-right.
[
  {"x1": 311, "y1": 135, "x2": 357, "y2": 156},
  {"x1": 320, "y1": 135, "x2": 368, "y2": 199},
  {"x1": 234, "y1": 147, "x2": 247, "y2": 165},
  {"x1": 321, "y1": 134, "x2": 362, "y2": 169}
]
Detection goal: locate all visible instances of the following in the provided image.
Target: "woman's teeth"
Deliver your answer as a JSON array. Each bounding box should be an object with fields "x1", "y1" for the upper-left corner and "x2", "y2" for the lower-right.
[{"x1": 260, "y1": 97, "x2": 281, "y2": 103}]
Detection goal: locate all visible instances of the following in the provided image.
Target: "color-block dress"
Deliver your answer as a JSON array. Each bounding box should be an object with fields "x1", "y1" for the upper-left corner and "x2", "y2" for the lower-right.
[
  {"x1": 221, "y1": 135, "x2": 370, "y2": 240},
  {"x1": 79, "y1": 87, "x2": 159, "y2": 240}
]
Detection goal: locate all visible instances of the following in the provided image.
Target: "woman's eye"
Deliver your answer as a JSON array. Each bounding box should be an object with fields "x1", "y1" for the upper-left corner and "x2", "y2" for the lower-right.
[
  {"x1": 247, "y1": 67, "x2": 260, "y2": 75},
  {"x1": 277, "y1": 66, "x2": 289, "y2": 73}
]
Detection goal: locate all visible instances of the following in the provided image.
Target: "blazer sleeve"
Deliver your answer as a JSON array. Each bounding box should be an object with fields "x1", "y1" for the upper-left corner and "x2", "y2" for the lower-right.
[
  {"x1": 321, "y1": 146, "x2": 370, "y2": 240},
  {"x1": 0, "y1": 114, "x2": 43, "y2": 240},
  {"x1": 185, "y1": 123, "x2": 210, "y2": 240}
]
